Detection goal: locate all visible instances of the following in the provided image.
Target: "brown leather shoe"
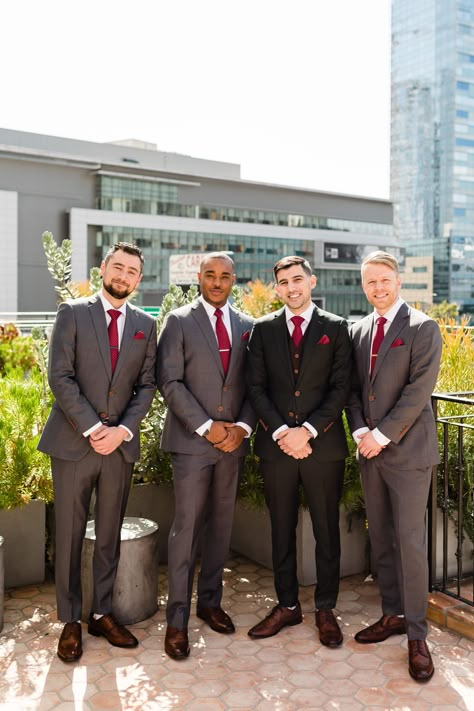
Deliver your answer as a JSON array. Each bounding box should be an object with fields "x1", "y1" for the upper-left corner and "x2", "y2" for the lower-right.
[
  {"x1": 197, "y1": 606, "x2": 235, "y2": 634},
  {"x1": 165, "y1": 625, "x2": 190, "y2": 660},
  {"x1": 57, "y1": 622, "x2": 83, "y2": 663},
  {"x1": 408, "y1": 640, "x2": 434, "y2": 682},
  {"x1": 316, "y1": 609, "x2": 343, "y2": 648},
  {"x1": 248, "y1": 603, "x2": 302, "y2": 639},
  {"x1": 88, "y1": 613, "x2": 138, "y2": 648},
  {"x1": 355, "y1": 615, "x2": 406, "y2": 644}
]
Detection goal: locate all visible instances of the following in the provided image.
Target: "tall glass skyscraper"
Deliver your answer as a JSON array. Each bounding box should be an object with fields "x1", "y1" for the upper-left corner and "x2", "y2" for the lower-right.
[{"x1": 392, "y1": 0, "x2": 474, "y2": 314}]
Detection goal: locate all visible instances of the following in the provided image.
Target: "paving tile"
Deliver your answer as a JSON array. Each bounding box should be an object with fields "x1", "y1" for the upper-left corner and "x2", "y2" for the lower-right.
[{"x1": 1, "y1": 556, "x2": 473, "y2": 710}]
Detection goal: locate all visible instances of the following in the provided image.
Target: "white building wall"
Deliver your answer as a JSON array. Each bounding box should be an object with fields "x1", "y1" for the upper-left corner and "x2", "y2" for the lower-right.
[{"x1": 0, "y1": 190, "x2": 18, "y2": 311}]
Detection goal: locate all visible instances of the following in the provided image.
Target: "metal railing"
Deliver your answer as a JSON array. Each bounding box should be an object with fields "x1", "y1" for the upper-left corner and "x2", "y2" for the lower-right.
[
  {"x1": 429, "y1": 392, "x2": 474, "y2": 606},
  {"x1": 0, "y1": 312, "x2": 57, "y2": 334}
]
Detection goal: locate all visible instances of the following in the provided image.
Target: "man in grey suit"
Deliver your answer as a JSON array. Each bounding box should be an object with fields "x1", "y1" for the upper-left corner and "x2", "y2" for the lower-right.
[
  {"x1": 157, "y1": 252, "x2": 255, "y2": 660},
  {"x1": 38, "y1": 243, "x2": 157, "y2": 663},
  {"x1": 346, "y1": 251, "x2": 442, "y2": 682}
]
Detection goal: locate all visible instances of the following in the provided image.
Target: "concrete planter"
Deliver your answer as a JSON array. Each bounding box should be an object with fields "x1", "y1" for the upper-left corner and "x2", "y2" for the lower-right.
[
  {"x1": 125, "y1": 483, "x2": 174, "y2": 563},
  {"x1": 0, "y1": 500, "x2": 46, "y2": 588},
  {"x1": 231, "y1": 500, "x2": 368, "y2": 585}
]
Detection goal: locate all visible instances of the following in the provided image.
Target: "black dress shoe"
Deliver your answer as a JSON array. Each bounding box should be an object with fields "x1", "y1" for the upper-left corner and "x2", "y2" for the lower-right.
[
  {"x1": 165, "y1": 625, "x2": 190, "y2": 660},
  {"x1": 316, "y1": 609, "x2": 343, "y2": 648},
  {"x1": 248, "y1": 603, "x2": 302, "y2": 639},
  {"x1": 408, "y1": 640, "x2": 434, "y2": 682},
  {"x1": 196, "y1": 606, "x2": 235, "y2": 634},
  {"x1": 355, "y1": 615, "x2": 406, "y2": 644},
  {"x1": 88, "y1": 613, "x2": 138, "y2": 648},
  {"x1": 57, "y1": 622, "x2": 83, "y2": 662}
]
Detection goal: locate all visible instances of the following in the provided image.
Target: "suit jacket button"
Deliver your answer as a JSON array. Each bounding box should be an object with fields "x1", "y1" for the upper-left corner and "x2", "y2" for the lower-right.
[
  {"x1": 368, "y1": 395, "x2": 375, "y2": 401},
  {"x1": 294, "y1": 369, "x2": 299, "y2": 374},
  {"x1": 223, "y1": 386, "x2": 229, "y2": 392},
  {"x1": 109, "y1": 390, "x2": 115, "y2": 397},
  {"x1": 295, "y1": 390, "x2": 300, "y2": 397},
  {"x1": 217, "y1": 405, "x2": 224, "y2": 412}
]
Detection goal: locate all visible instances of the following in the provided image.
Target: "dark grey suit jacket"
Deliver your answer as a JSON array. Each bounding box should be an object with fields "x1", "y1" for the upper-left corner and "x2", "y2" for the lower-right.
[
  {"x1": 157, "y1": 299, "x2": 255, "y2": 457},
  {"x1": 38, "y1": 295, "x2": 157, "y2": 463},
  {"x1": 346, "y1": 302, "x2": 442, "y2": 469},
  {"x1": 247, "y1": 306, "x2": 352, "y2": 462}
]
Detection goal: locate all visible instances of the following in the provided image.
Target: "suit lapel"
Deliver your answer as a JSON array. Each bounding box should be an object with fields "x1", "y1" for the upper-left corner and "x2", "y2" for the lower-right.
[
  {"x1": 112, "y1": 304, "x2": 137, "y2": 381},
  {"x1": 371, "y1": 303, "x2": 409, "y2": 381},
  {"x1": 191, "y1": 301, "x2": 224, "y2": 376},
  {"x1": 227, "y1": 307, "x2": 245, "y2": 378},
  {"x1": 298, "y1": 308, "x2": 325, "y2": 381},
  {"x1": 89, "y1": 296, "x2": 112, "y2": 378}
]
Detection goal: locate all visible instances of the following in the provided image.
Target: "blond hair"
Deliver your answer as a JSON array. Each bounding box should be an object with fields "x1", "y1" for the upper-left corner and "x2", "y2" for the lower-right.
[{"x1": 361, "y1": 250, "x2": 399, "y2": 275}]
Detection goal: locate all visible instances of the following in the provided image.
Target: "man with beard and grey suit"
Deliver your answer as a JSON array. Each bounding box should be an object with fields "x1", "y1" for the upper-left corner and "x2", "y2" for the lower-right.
[
  {"x1": 246, "y1": 256, "x2": 351, "y2": 648},
  {"x1": 38, "y1": 242, "x2": 156, "y2": 663},
  {"x1": 157, "y1": 252, "x2": 255, "y2": 660},
  {"x1": 346, "y1": 250, "x2": 442, "y2": 682}
]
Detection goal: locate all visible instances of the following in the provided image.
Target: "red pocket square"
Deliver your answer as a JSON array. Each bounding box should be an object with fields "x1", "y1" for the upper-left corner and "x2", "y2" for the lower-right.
[
  {"x1": 390, "y1": 338, "x2": 404, "y2": 348},
  {"x1": 241, "y1": 330, "x2": 250, "y2": 341},
  {"x1": 134, "y1": 331, "x2": 145, "y2": 340},
  {"x1": 317, "y1": 335, "x2": 330, "y2": 345}
]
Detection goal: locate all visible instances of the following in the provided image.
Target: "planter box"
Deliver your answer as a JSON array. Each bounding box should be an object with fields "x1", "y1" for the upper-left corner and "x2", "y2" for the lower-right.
[
  {"x1": 231, "y1": 500, "x2": 367, "y2": 586},
  {"x1": 0, "y1": 500, "x2": 46, "y2": 588},
  {"x1": 125, "y1": 483, "x2": 174, "y2": 563}
]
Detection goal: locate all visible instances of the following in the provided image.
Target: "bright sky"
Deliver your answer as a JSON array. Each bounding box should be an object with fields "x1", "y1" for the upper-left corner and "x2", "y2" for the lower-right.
[{"x1": 2, "y1": 0, "x2": 391, "y2": 199}]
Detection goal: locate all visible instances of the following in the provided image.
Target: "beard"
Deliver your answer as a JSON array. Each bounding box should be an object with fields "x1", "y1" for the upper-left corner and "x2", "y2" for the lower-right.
[{"x1": 103, "y1": 278, "x2": 134, "y2": 300}]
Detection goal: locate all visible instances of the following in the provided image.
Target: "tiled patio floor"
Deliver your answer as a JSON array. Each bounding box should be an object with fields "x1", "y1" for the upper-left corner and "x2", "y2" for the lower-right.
[{"x1": 1, "y1": 554, "x2": 473, "y2": 710}]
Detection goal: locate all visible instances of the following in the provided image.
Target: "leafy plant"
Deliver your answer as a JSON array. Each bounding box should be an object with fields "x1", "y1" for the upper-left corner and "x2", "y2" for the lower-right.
[{"x1": 0, "y1": 368, "x2": 53, "y2": 509}]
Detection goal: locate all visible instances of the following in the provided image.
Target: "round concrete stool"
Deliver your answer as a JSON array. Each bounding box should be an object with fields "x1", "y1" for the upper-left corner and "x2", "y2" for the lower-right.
[
  {"x1": 81, "y1": 517, "x2": 159, "y2": 625},
  {"x1": 0, "y1": 535, "x2": 4, "y2": 632}
]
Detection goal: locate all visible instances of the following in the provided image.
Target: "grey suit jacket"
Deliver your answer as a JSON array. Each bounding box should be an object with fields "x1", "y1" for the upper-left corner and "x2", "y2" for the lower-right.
[
  {"x1": 346, "y1": 302, "x2": 442, "y2": 469},
  {"x1": 38, "y1": 295, "x2": 157, "y2": 463},
  {"x1": 157, "y1": 299, "x2": 255, "y2": 457}
]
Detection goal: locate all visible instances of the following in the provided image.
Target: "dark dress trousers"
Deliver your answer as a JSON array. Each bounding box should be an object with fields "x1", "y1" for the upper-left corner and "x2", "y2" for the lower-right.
[
  {"x1": 157, "y1": 299, "x2": 255, "y2": 629},
  {"x1": 346, "y1": 302, "x2": 442, "y2": 639},
  {"x1": 38, "y1": 296, "x2": 157, "y2": 622},
  {"x1": 247, "y1": 306, "x2": 352, "y2": 609}
]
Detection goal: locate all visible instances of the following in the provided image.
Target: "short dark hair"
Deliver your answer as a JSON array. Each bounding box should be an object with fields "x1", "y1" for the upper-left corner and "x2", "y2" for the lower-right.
[
  {"x1": 199, "y1": 252, "x2": 235, "y2": 272},
  {"x1": 273, "y1": 255, "x2": 312, "y2": 280},
  {"x1": 104, "y1": 242, "x2": 144, "y2": 271}
]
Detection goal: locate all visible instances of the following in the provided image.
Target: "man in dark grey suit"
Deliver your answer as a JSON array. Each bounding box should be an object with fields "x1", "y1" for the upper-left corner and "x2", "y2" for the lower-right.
[
  {"x1": 346, "y1": 250, "x2": 442, "y2": 682},
  {"x1": 157, "y1": 252, "x2": 255, "y2": 660},
  {"x1": 38, "y1": 243, "x2": 157, "y2": 663},
  {"x1": 246, "y1": 256, "x2": 352, "y2": 648}
]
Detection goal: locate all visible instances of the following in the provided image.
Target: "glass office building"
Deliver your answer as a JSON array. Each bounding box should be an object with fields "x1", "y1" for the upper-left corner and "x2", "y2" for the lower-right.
[{"x1": 392, "y1": 0, "x2": 474, "y2": 314}]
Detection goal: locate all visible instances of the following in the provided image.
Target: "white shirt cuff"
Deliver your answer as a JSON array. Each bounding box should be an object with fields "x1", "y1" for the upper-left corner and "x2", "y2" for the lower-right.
[
  {"x1": 236, "y1": 421, "x2": 252, "y2": 438},
  {"x1": 372, "y1": 428, "x2": 391, "y2": 446},
  {"x1": 83, "y1": 421, "x2": 102, "y2": 437},
  {"x1": 302, "y1": 421, "x2": 318, "y2": 439},
  {"x1": 272, "y1": 424, "x2": 289, "y2": 441},
  {"x1": 119, "y1": 424, "x2": 133, "y2": 442},
  {"x1": 196, "y1": 419, "x2": 213, "y2": 437},
  {"x1": 352, "y1": 426, "x2": 369, "y2": 443}
]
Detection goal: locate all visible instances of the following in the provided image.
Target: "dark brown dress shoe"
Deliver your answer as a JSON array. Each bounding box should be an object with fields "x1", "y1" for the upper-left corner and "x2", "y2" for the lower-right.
[
  {"x1": 316, "y1": 609, "x2": 343, "y2": 648},
  {"x1": 355, "y1": 614, "x2": 406, "y2": 644},
  {"x1": 197, "y1": 606, "x2": 235, "y2": 633},
  {"x1": 248, "y1": 603, "x2": 302, "y2": 639},
  {"x1": 165, "y1": 625, "x2": 190, "y2": 660},
  {"x1": 88, "y1": 613, "x2": 138, "y2": 648},
  {"x1": 57, "y1": 622, "x2": 83, "y2": 663},
  {"x1": 408, "y1": 640, "x2": 434, "y2": 682}
]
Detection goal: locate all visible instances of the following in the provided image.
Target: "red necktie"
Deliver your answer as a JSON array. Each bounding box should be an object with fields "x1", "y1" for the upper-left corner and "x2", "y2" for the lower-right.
[
  {"x1": 107, "y1": 309, "x2": 121, "y2": 373},
  {"x1": 291, "y1": 315, "x2": 304, "y2": 347},
  {"x1": 370, "y1": 316, "x2": 387, "y2": 376},
  {"x1": 214, "y1": 308, "x2": 231, "y2": 374}
]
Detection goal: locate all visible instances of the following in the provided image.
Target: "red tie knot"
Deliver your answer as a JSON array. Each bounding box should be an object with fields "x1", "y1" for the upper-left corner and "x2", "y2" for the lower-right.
[
  {"x1": 214, "y1": 308, "x2": 223, "y2": 319},
  {"x1": 376, "y1": 316, "x2": 387, "y2": 327},
  {"x1": 108, "y1": 309, "x2": 121, "y2": 321},
  {"x1": 291, "y1": 315, "x2": 304, "y2": 327}
]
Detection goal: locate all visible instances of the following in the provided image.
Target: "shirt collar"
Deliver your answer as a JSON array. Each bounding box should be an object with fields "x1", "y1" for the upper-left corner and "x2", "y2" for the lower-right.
[
  {"x1": 100, "y1": 290, "x2": 127, "y2": 316},
  {"x1": 199, "y1": 295, "x2": 230, "y2": 319},
  {"x1": 374, "y1": 297, "x2": 404, "y2": 324},
  {"x1": 285, "y1": 302, "x2": 315, "y2": 324}
]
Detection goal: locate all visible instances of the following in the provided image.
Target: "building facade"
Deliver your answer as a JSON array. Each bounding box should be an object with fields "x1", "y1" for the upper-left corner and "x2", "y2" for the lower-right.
[
  {"x1": 0, "y1": 129, "x2": 397, "y2": 319},
  {"x1": 392, "y1": 0, "x2": 474, "y2": 315}
]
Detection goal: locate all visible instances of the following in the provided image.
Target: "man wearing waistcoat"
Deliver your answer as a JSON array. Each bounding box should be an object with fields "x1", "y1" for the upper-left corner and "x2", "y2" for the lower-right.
[
  {"x1": 246, "y1": 256, "x2": 351, "y2": 647},
  {"x1": 346, "y1": 250, "x2": 442, "y2": 682}
]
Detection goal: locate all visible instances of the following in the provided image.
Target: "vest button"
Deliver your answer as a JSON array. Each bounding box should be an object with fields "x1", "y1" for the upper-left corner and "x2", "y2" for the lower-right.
[
  {"x1": 109, "y1": 390, "x2": 115, "y2": 397},
  {"x1": 295, "y1": 390, "x2": 301, "y2": 397},
  {"x1": 368, "y1": 395, "x2": 375, "y2": 401},
  {"x1": 223, "y1": 386, "x2": 229, "y2": 392},
  {"x1": 288, "y1": 411, "x2": 295, "y2": 417},
  {"x1": 294, "y1": 369, "x2": 299, "y2": 374},
  {"x1": 294, "y1": 353, "x2": 300, "y2": 359},
  {"x1": 217, "y1": 405, "x2": 224, "y2": 412}
]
